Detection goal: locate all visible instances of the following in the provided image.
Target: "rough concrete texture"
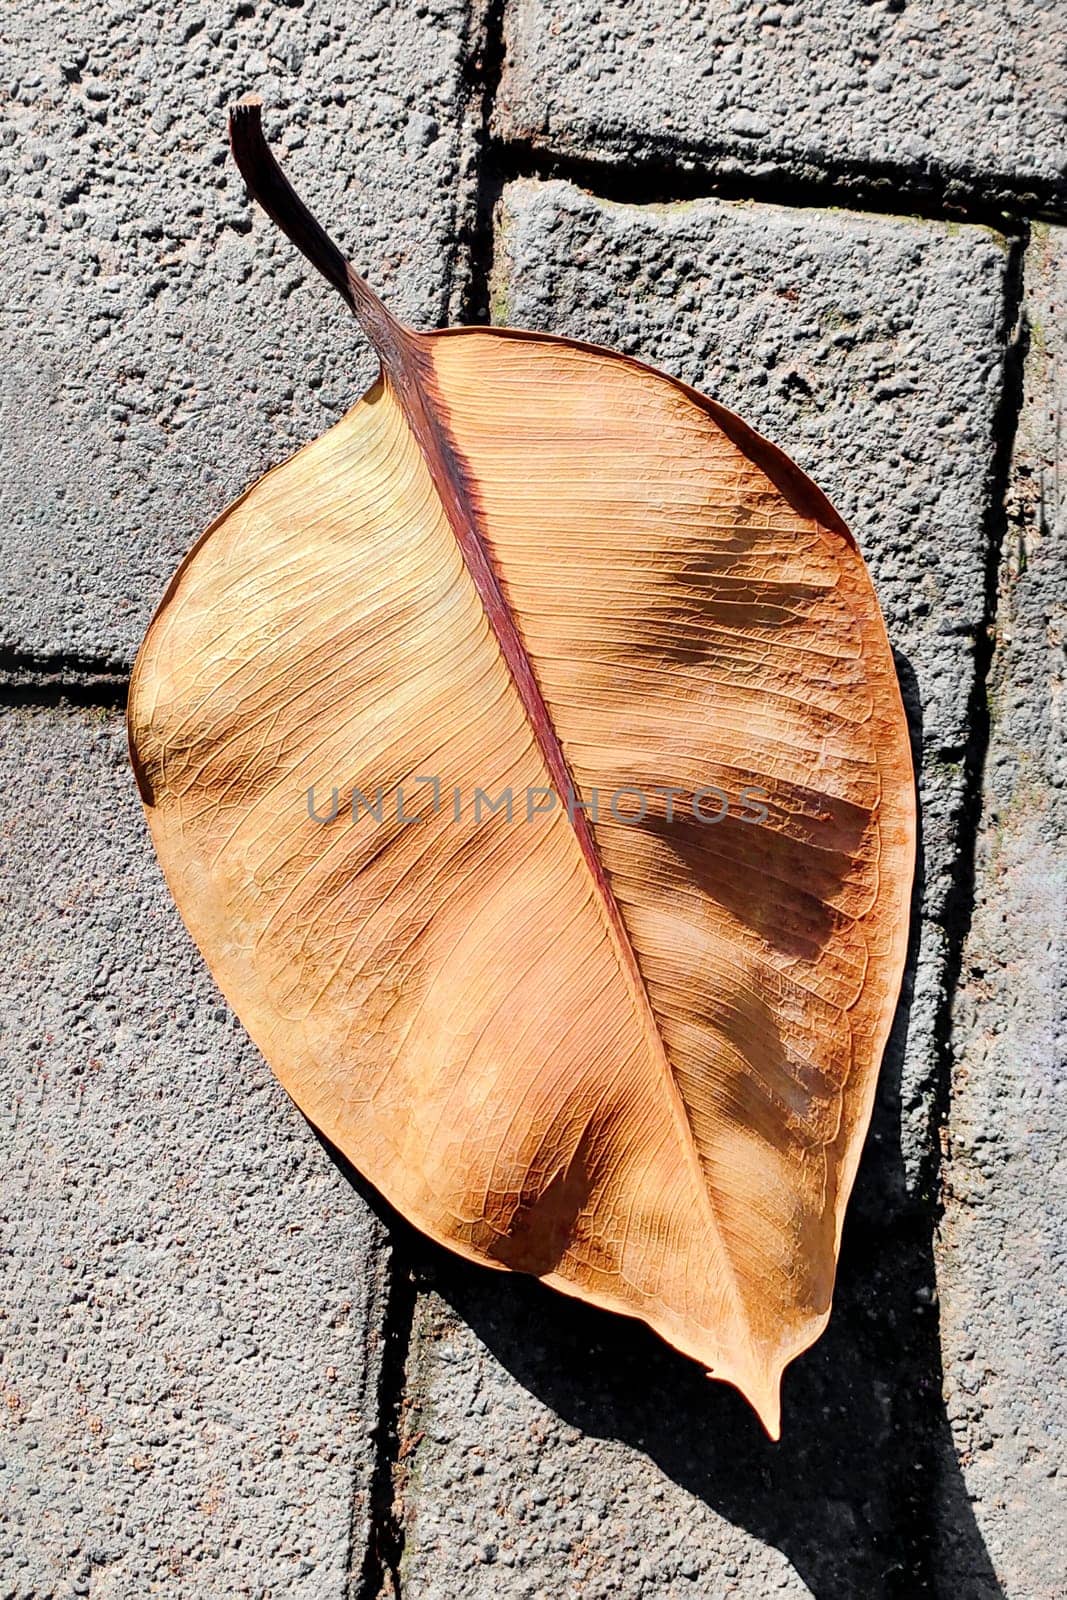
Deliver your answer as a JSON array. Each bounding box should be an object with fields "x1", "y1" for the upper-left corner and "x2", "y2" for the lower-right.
[
  {"x1": 397, "y1": 1230, "x2": 993, "y2": 1600},
  {"x1": 2, "y1": 3, "x2": 1062, "y2": 1596},
  {"x1": 401, "y1": 1293, "x2": 814, "y2": 1599},
  {"x1": 0, "y1": 704, "x2": 389, "y2": 1597},
  {"x1": 0, "y1": 0, "x2": 476, "y2": 666},
  {"x1": 497, "y1": 0, "x2": 1067, "y2": 213},
  {"x1": 489, "y1": 180, "x2": 1010, "y2": 1209},
  {"x1": 934, "y1": 227, "x2": 1067, "y2": 1599}
]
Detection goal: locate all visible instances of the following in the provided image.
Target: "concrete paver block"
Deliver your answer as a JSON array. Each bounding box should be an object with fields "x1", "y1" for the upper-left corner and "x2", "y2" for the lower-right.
[
  {"x1": 396, "y1": 1220, "x2": 1001, "y2": 1600},
  {"x1": 0, "y1": 0, "x2": 475, "y2": 665},
  {"x1": 498, "y1": 0, "x2": 1067, "y2": 212},
  {"x1": 489, "y1": 179, "x2": 1010, "y2": 1204},
  {"x1": 935, "y1": 224, "x2": 1067, "y2": 1600},
  {"x1": 0, "y1": 704, "x2": 390, "y2": 1597},
  {"x1": 393, "y1": 182, "x2": 1015, "y2": 1600},
  {"x1": 401, "y1": 1294, "x2": 814, "y2": 1599}
]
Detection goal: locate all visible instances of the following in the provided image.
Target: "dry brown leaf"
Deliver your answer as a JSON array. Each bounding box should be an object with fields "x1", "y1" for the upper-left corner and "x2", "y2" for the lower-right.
[{"x1": 127, "y1": 100, "x2": 916, "y2": 1436}]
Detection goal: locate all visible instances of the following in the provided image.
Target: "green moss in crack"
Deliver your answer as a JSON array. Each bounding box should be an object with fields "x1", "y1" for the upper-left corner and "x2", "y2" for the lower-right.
[
  {"x1": 488, "y1": 203, "x2": 512, "y2": 328},
  {"x1": 489, "y1": 276, "x2": 511, "y2": 328}
]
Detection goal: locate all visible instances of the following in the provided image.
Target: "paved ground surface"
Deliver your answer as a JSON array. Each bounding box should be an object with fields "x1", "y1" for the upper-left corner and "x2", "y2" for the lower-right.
[
  {"x1": 496, "y1": 0, "x2": 1066, "y2": 211},
  {"x1": 1, "y1": 3, "x2": 1063, "y2": 1597}
]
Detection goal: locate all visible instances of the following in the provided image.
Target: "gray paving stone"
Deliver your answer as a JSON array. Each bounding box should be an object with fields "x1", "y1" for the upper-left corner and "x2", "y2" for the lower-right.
[
  {"x1": 934, "y1": 225, "x2": 1067, "y2": 1599},
  {"x1": 0, "y1": 0, "x2": 476, "y2": 666},
  {"x1": 490, "y1": 178, "x2": 1011, "y2": 1207},
  {"x1": 396, "y1": 1227, "x2": 999, "y2": 1599},
  {"x1": 400, "y1": 1295, "x2": 813, "y2": 1599},
  {"x1": 0, "y1": 703, "x2": 389, "y2": 1597},
  {"x1": 395, "y1": 184, "x2": 1015, "y2": 1600},
  {"x1": 497, "y1": 0, "x2": 1067, "y2": 213}
]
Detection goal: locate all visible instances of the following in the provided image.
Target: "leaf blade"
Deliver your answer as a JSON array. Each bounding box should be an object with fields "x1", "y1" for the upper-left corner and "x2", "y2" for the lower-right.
[{"x1": 129, "y1": 110, "x2": 915, "y2": 1439}]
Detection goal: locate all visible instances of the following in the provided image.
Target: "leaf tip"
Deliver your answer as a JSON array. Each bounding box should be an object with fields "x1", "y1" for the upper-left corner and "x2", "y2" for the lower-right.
[
  {"x1": 752, "y1": 1372, "x2": 783, "y2": 1442},
  {"x1": 758, "y1": 1391, "x2": 782, "y2": 1443},
  {"x1": 708, "y1": 1365, "x2": 782, "y2": 1440}
]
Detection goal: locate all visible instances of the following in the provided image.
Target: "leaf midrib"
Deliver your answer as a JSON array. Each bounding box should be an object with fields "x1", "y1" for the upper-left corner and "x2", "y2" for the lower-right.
[{"x1": 388, "y1": 333, "x2": 752, "y2": 1349}]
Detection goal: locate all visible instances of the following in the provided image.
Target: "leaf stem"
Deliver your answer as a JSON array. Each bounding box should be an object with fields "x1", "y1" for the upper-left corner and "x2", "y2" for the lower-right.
[{"x1": 227, "y1": 96, "x2": 416, "y2": 376}]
